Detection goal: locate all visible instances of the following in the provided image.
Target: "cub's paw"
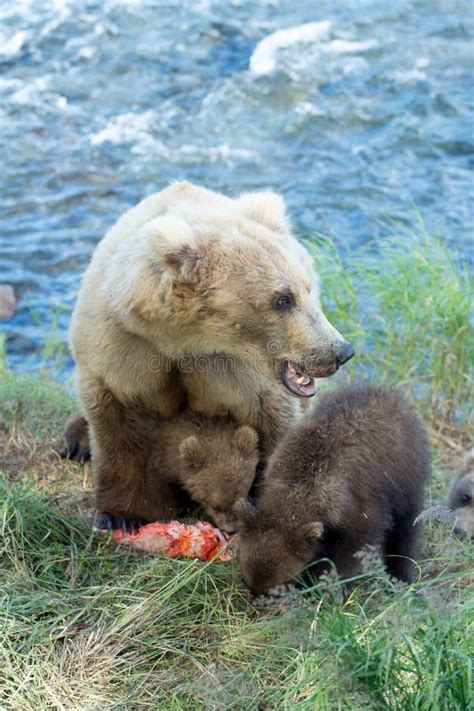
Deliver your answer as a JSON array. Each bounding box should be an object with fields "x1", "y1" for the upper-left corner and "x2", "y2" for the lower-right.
[
  {"x1": 93, "y1": 513, "x2": 146, "y2": 535},
  {"x1": 58, "y1": 414, "x2": 91, "y2": 463}
]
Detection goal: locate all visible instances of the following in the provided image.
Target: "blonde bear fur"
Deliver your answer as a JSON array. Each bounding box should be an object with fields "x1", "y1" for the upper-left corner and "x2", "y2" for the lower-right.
[{"x1": 69, "y1": 181, "x2": 352, "y2": 523}]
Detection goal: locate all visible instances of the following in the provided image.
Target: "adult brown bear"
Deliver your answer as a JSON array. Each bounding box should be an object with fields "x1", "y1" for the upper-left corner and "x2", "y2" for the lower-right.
[{"x1": 62, "y1": 182, "x2": 353, "y2": 530}]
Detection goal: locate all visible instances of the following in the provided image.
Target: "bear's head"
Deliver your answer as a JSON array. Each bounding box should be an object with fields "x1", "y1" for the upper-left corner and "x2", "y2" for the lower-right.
[
  {"x1": 178, "y1": 423, "x2": 258, "y2": 532},
  {"x1": 233, "y1": 497, "x2": 324, "y2": 595},
  {"x1": 110, "y1": 183, "x2": 354, "y2": 398},
  {"x1": 449, "y1": 452, "x2": 474, "y2": 538}
]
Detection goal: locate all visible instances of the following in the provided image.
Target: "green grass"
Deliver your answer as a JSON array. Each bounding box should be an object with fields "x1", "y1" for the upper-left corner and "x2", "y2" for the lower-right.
[
  {"x1": 0, "y1": 475, "x2": 472, "y2": 709},
  {"x1": 307, "y1": 224, "x2": 473, "y2": 433},
  {"x1": 1, "y1": 228, "x2": 473, "y2": 709},
  {"x1": 0, "y1": 369, "x2": 75, "y2": 438}
]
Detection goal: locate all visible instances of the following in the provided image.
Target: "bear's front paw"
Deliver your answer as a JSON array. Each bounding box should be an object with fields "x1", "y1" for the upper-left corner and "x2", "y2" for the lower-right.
[{"x1": 93, "y1": 512, "x2": 146, "y2": 535}]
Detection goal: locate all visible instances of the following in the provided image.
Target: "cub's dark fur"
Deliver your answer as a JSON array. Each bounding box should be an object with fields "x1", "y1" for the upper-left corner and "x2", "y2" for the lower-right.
[{"x1": 235, "y1": 384, "x2": 431, "y2": 595}]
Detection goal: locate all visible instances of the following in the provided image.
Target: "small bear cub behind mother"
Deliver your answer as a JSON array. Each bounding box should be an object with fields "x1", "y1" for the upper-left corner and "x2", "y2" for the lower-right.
[{"x1": 235, "y1": 384, "x2": 431, "y2": 595}]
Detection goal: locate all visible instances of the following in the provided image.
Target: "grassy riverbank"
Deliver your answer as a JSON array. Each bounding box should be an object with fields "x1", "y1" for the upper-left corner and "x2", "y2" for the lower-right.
[{"x1": 1, "y1": 229, "x2": 472, "y2": 710}]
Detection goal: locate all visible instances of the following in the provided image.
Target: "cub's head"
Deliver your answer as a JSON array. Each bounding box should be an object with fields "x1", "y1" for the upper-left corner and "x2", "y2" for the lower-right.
[
  {"x1": 179, "y1": 424, "x2": 258, "y2": 532},
  {"x1": 110, "y1": 184, "x2": 353, "y2": 397},
  {"x1": 233, "y1": 498, "x2": 324, "y2": 595},
  {"x1": 449, "y1": 453, "x2": 474, "y2": 538}
]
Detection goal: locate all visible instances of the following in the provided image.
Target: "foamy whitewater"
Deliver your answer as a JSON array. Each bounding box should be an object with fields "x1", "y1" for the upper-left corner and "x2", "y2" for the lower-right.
[{"x1": 249, "y1": 22, "x2": 379, "y2": 76}]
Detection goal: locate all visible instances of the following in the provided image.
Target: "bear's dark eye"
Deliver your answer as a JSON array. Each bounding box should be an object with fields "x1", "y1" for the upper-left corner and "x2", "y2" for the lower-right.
[
  {"x1": 272, "y1": 293, "x2": 295, "y2": 311},
  {"x1": 460, "y1": 493, "x2": 471, "y2": 505}
]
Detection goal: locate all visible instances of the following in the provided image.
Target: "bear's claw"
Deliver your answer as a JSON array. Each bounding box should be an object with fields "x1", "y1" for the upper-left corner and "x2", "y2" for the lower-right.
[
  {"x1": 94, "y1": 513, "x2": 146, "y2": 535},
  {"x1": 58, "y1": 439, "x2": 91, "y2": 464}
]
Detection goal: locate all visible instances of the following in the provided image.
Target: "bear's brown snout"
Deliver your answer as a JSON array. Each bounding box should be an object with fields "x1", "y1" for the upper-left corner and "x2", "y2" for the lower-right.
[
  {"x1": 281, "y1": 340, "x2": 354, "y2": 398},
  {"x1": 305, "y1": 340, "x2": 355, "y2": 377}
]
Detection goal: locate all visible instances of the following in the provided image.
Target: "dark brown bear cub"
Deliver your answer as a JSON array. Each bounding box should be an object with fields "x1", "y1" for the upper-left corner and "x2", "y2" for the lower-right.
[{"x1": 235, "y1": 384, "x2": 430, "y2": 595}]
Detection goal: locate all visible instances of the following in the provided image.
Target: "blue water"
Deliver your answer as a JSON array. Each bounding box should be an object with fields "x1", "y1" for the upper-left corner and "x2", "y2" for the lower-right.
[{"x1": 1, "y1": 0, "x2": 473, "y2": 372}]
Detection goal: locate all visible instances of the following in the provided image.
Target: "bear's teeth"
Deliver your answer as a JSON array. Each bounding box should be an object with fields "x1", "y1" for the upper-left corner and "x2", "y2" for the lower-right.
[{"x1": 297, "y1": 375, "x2": 311, "y2": 386}]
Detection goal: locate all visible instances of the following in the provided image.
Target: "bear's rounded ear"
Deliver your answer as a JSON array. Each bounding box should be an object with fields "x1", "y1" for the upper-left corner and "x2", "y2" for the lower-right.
[
  {"x1": 238, "y1": 191, "x2": 288, "y2": 232},
  {"x1": 233, "y1": 426, "x2": 258, "y2": 457},
  {"x1": 142, "y1": 215, "x2": 200, "y2": 284},
  {"x1": 300, "y1": 521, "x2": 324, "y2": 548},
  {"x1": 179, "y1": 436, "x2": 207, "y2": 470},
  {"x1": 233, "y1": 497, "x2": 257, "y2": 525}
]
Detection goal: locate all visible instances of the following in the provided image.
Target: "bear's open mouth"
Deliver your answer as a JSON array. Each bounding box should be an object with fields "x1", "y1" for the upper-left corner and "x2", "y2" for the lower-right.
[{"x1": 281, "y1": 361, "x2": 317, "y2": 398}]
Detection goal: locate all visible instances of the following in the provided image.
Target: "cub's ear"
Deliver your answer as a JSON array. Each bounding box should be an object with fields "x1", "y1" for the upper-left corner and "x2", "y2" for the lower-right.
[
  {"x1": 233, "y1": 426, "x2": 258, "y2": 457},
  {"x1": 142, "y1": 215, "x2": 199, "y2": 284},
  {"x1": 238, "y1": 191, "x2": 288, "y2": 232},
  {"x1": 179, "y1": 436, "x2": 207, "y2": 470},
  {"x1": 233, "y1": 497, "x2": 257, "y2": 525},
  {"x1": 300, "y1": 521, "x2": 324, "y2": 548}
]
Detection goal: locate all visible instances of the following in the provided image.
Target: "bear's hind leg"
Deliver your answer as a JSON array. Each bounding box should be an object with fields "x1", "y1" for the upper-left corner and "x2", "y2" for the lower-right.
[
  {"x1": 58, "y1": 413, "x2": 91, "y2": 463},
  {"x1": 384, "y1": 512, "x2": 420, "y2": 584}
]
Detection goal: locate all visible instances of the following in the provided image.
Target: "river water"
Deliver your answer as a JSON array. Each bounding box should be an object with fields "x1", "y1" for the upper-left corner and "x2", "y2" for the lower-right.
[{"x1": 1, "y1": 0, "x2": 473, "y2": 372}]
